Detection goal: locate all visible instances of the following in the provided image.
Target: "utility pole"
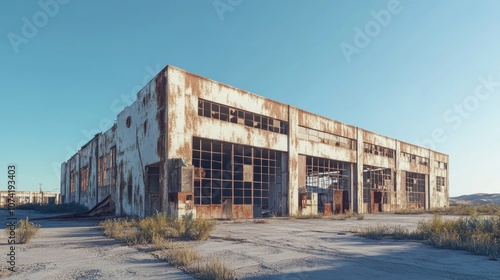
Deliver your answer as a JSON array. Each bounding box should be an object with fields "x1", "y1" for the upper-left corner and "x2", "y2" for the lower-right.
[{"x1": 39, "y1": 183, "x2": 43, "y2": 204}]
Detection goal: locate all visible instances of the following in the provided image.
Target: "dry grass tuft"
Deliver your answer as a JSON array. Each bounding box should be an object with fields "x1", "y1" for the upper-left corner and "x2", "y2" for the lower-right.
[
  {"x1": 355, "y1": 215, "x2": 500, "y2": 260},
  {"x1": 100, "y1": 212, "x2": 216, "y2": 243},
  {"x1": 5, "y1": 218, "x2": 41, "y2": 244},
  {"x1": 163, "y1": 246, "x2": 200, "y2": 267},
  {"x1": 192, "y1": 255, "x2": 236, "y2": 280},
  {"x1": 253, "y1": 219, "x2": 268, "y2": 224}
]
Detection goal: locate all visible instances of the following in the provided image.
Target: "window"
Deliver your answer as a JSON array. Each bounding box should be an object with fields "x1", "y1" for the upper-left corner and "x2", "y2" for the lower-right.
[
  {"x1": 70, "y1": 170, "x2": 75, "y2": 193},
  {"x1": 80, "y1": 165, "x2": 89, "y2": 192},
  {"x1": 436, "y1": 176, "x2": 445, "y2": 192},
  {"x1": 298, "y1": 126, "x2": 356, "y2": 150},
  {"x1": 437, "y1": 161, "x2": 448, "y2": 170},
  {"x1": 192, "y1": 137, "x2": 282, "y2": 208},
  {"x1": 110, "y1": 146, "x2": 116, "y2": 185},
  {"x1": 198, "y1": 99, "x2": 289, "y2": 135},
  {"x1": 401, "y1": 152, "x2": 429, "y2": 166},
  {"x1": 98, "y1": 155, "x2": 107, "y2": 187},
  {"x1": 364, "y1": 143, "x2": 395, "y2": 158},
  {"x1": 405, "y1": 172, "x2": 426, "y2": 208},
  {"x1": 363, "y1": 166, "x2": 394, "y2": 204}
]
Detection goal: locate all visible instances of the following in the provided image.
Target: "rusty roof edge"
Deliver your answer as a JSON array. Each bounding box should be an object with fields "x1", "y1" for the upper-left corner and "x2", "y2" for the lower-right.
[{"x1": 167, "y1": 65, "x2": 292, "y2": 109}]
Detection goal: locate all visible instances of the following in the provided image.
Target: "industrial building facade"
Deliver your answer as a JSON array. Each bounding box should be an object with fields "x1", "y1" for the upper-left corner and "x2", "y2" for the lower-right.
[{"x1": 60, "y1": 65, "x2": 449, "y2": 218}]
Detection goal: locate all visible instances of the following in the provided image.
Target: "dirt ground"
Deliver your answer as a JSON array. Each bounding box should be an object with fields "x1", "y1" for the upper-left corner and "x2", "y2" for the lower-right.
[
  {"x1": 1, "y1": 210, "x2": 194, "y2": 280},
  {"x1": 2, "y1": 211, "x2": 500, "y2": 279}
]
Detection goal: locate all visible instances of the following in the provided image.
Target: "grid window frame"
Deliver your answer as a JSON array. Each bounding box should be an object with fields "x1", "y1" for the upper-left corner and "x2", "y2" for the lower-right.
[{"x1": 198, "y1": 99, "x2": 289, "y2": 135}]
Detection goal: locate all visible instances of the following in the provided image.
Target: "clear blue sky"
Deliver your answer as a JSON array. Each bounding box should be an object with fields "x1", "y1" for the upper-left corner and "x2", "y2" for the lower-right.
[{"x1": 1, "y1": 0, "x2": 499, "y2": 196}]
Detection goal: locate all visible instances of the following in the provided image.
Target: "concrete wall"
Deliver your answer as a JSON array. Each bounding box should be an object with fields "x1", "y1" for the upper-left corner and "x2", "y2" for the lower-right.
[{"x1": 61, "y1": 65, "x2": 449, "y2": 217}]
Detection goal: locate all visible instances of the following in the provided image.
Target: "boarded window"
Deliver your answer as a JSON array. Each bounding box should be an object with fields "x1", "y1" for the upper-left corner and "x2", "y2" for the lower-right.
[
  {"x1": 70, "y1": 170, "x2": 75, "y2": 193},
  {"x1": 436, "y1": 176, "x2": 445, "y2": 192},
  {"x1": 80, "y1": 165, "x2": 89, "y2": 192},
  {"x1": 98, "y1": 156, "x2": 107, "y2": 187},
  {"x1": 110, "y1": 146, "x2": 116, "y2": 185}
]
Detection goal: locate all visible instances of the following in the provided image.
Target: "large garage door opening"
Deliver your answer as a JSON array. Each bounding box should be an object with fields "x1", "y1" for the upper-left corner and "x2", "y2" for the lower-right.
[
  {"x1": 192, "y1": 137, "x2": 287, "y2": 219},
  {"x1": 299, "y1": 155, "x2": 352, "y2": 215},
  {"x1": 363, "y1": 165, "x2": 395, "y2": 213},
  {"x1": 404, "y1": 171, "x2": 426, "y2": 209}
]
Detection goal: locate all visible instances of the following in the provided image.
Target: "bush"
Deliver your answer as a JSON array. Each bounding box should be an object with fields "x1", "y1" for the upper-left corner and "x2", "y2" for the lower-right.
[
  {"x1": 183, "y1": 213, "x2": 216, "y2": 241},
  {"x1": 6, "y1": 218, "x2": 41, "y2": 244}
]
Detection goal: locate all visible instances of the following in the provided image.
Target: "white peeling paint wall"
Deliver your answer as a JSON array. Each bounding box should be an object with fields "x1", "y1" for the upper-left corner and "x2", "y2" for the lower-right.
[{"x1": 115, "y1": 80, "x2": 161, "y2": 217}]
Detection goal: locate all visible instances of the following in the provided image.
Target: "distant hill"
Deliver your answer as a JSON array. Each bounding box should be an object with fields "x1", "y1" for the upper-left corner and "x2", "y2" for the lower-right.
[{"x1": 450, "y1": 193, "x2": 500, "y2": 205}]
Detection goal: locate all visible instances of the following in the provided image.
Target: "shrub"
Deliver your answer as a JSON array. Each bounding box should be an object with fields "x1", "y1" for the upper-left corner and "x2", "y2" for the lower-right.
[
  {"x1": 183, "y1": 213, "x2": 216, "y2": 241},
  {"x1": 6, "y1": 218, "x2": 41, "y2": 244},
  {"x1": 99, "y1": 218, "x2": 143, "y2": 244}
]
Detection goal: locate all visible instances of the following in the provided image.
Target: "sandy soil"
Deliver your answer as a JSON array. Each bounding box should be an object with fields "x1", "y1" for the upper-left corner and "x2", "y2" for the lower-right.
[
  {"x1": 2, "y1": 212, "x2": 500, "y2": 279},
  {"x1": 1, "y1": 210, "x2": 194, "y2": 280}
]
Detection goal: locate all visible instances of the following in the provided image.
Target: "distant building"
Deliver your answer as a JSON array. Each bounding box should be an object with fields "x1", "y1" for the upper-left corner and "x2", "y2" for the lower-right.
[
  {"x1": 0, "y1": 191, "x2": 60, "y2": 207},
  {"x1": 61, "y1": 65, "x2": 449, "y2": 218}
]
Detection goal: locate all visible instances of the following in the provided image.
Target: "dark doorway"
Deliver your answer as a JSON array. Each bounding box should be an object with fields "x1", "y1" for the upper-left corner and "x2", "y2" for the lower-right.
[{"x1": 145, "y1": 164, "x2": 161, "y2": 216}]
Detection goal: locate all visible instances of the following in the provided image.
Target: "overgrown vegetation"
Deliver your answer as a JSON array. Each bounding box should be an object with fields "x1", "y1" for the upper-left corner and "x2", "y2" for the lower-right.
[
  {"x1": 16, "y1": 202, "x2": 88, "y2": 214},
  {"x1": 355, "y1": 215, "x2": 500, "y2": 260},
  {"x1": 5, "y1": 218, "x2": 41, "y2": 244},
  {"x1": 100, "y1": 212, "x2": 235, "y2": 279},
  {"x1": 100, "y1": 212, "x2": 215, "y2": 244},
  {"x1": 395, "y1": 204, "x2": 500, "y2": 216}
]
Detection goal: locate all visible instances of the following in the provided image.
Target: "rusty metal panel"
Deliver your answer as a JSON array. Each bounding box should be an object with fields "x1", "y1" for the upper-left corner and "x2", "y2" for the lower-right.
[
  {"x1": 334, "y1": 190, "x2": 343, "y2": 214},
  {"x1": 232, "y1": 205, "x2": 253, "y2": 219},
  {"x1": 181, "y1": 167, "x2": 194, "y2": 192},
  {"x1": 210, "y1": 205, "x2": 223, "y2": 219},
  {"x1": 194, "y1": 205, "x2": 211, "y2": 219},
  {"x1": 222, "y1": 199, "x2": 232, "y2": 219},
  {"x1": 299, "y1": 193, "x2": 307, "y2": 210},
  {"x1": 243, "y1": 165, "x2": 253, "y2": 182},
  {"x1": 324, "y1": 203, "x2": 332, "y2": 216},
  {"x1": 298, "y1": 155, "x2": 306, "y2": 188}
]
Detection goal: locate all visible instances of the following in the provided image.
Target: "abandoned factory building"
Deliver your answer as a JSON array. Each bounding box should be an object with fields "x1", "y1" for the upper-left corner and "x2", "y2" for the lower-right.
[{"x1": 61, "y1": 65, "x2": 449, "y2": 219}]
